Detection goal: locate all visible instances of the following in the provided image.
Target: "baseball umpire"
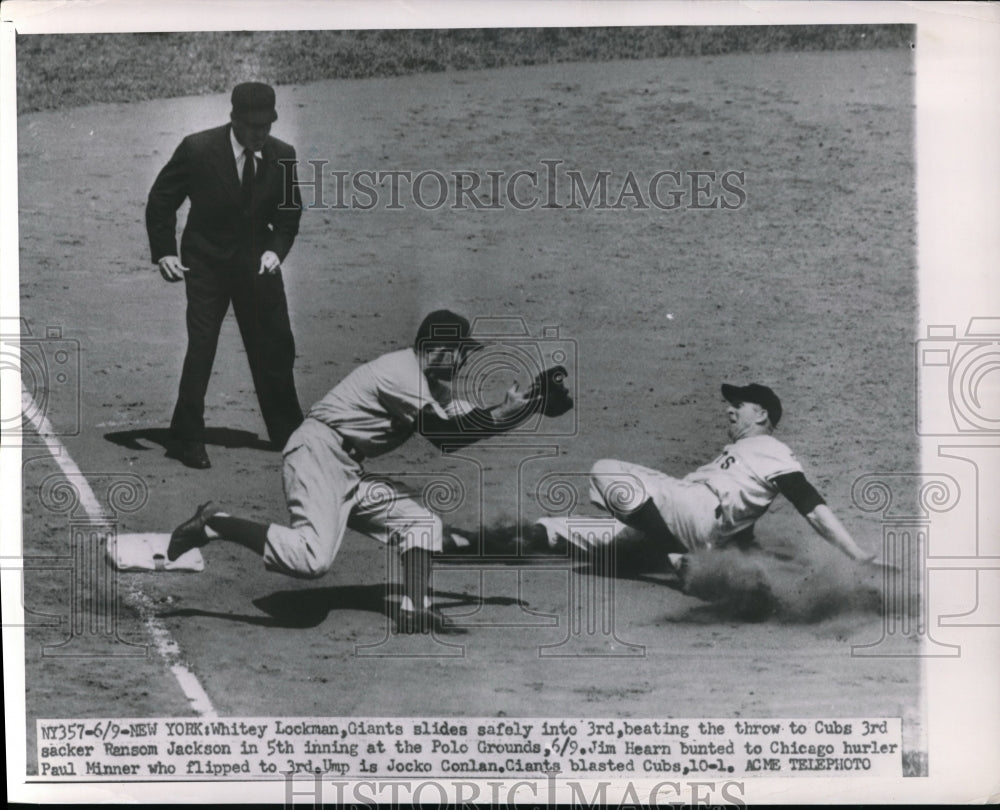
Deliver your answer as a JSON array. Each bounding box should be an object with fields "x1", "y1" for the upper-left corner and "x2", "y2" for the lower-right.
[
  {"x1": 532, "y1": 383, "x2": 876, "y2": 568},
  {"x1": 146, "y1": 82, "x2": 304, "y2": 469},
  {"x1": 166, "y1": 310, "x2": 574, "y2": 632}
]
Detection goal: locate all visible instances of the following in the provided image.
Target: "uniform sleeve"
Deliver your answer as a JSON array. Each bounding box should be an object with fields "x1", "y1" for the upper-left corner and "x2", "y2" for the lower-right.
[
  {"x1": 444, "y1": 398, "x2": 479, "y2": 418},
  {"x1": 743, "y1": 436, "x2": 804, "y2": 482},
  {"x1": 145, "y1": 137, "x2": 192, "y2": 263},
  {"x1": 372, "y1": 354, "x2": 447, "y2": 425},
  {"x1": 773, "y1": 472, "x2": 826, "y2": 516},
  {"x1": 266, "y1": 145, "x2": 302, "y2": 261},
  {"x1": 417, "y1": 404, "x2": 520, "y2": 452},
  {"x1": 375, "y1": 387, "x2": 428, "y2": 425}
]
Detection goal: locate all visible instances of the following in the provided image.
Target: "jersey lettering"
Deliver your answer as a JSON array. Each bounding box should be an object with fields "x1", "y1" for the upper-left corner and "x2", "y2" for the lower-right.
[{"x1": 685, "y1": 435, "x2": 804, "y2": 534}]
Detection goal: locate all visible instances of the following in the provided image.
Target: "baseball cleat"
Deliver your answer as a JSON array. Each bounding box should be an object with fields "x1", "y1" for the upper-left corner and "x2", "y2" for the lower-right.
[
  {"x1": 393, "y1": 605, "x2": 465, "y2": 635},
  {"x1": 167, "y1": 440, "x2": 211, "y2": 470},
  {"x1": 166, "y1": 501, "x2": 221, "y2": 561}
]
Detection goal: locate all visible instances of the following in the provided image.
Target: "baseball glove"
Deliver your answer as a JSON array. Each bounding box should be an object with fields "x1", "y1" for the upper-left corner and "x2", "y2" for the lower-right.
[{"x1": 527, "y1": 365, "x2": 574, "y2": 417}]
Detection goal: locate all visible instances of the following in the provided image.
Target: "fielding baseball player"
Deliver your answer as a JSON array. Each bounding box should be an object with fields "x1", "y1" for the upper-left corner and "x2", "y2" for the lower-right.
[
  {"x1": 167, "y1": 310, "x2": 573, "y2": 632},
  {"x1": 533, "y1": 383, "x2": 875, "y2": 570}
]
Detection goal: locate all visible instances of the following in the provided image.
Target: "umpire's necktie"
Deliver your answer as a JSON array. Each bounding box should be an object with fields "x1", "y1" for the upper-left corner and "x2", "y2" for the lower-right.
[{"x1": 241, "y1": 148, "x2": 255, "y2": 203}]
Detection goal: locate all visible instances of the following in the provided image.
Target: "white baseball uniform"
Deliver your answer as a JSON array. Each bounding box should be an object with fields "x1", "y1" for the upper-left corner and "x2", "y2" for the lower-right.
[
  {"x1": 545, "y1": 435, "x2": 804, "y2": 553},
  {"x1": 263, "y1": 348, "x2": 466, "y2": 578}
]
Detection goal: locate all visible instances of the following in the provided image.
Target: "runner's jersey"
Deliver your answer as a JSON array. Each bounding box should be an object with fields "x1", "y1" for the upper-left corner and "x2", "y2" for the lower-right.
[
  {"x1": 308, "y1": 349, "x2": 466, "y2": 459},
  {"x1": 684, "y1": 434, "x2": 804, "y2": 535}
]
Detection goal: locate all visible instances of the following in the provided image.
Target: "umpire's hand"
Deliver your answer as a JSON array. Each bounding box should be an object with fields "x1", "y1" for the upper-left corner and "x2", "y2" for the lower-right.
[
  {"x1": 158, "y1": 255, "x2": 188, "y2": 282},
  {"x1": 258, "y1": 250, "x2": 281, "y2": 275}
]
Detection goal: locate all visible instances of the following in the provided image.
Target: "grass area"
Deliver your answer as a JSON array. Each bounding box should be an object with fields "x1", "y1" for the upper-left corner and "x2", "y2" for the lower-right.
[{"x1": 15, "y1": 25, "x2": 913, "y2": 113}]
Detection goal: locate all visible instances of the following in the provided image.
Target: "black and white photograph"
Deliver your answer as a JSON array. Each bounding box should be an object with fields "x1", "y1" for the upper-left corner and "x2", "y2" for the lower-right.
[{"x1": 3, "y1": 1, "x2": 998, "y2": 805}]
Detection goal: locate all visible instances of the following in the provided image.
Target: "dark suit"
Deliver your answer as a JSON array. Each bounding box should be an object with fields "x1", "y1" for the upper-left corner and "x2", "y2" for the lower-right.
[{"x1": 146, "y1": 124, "x2": 304, "y2": 448}]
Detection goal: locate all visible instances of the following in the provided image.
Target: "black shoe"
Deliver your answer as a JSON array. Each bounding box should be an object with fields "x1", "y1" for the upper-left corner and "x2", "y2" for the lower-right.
[
  {"x1": 268, "y1": 424, "x2": 298, "y2": 451},
  {"x1": 168, "y1": 440, "x2": 211, "y2": 469},
  {"x1": 167, "y1": 501, "x2": 220, "y2": 561},
  {"x1": 393, "y1": 605, "x2": 465, "y2": 635},
  {"x1": 520, "y1": 522, "x2": 562, "y2": 555},
  {"x1": 515, "y1": 521, "x2": 567, "y2": 556}
]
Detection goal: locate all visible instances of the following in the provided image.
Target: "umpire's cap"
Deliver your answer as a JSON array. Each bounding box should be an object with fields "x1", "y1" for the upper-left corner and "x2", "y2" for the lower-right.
[
  {"x1": 722, "y1": 383, "x2": 782, "y2": 427},
  {"x1": 231, "y1": 82, "x2": 278, "y2": 124},
  {"x1": 414, "y1": 310, "x2": 484, "y2": 356}
]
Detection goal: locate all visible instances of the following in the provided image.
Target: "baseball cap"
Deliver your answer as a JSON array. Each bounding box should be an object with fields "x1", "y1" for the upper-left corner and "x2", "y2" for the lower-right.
[
  {"x1": 414, "y1": 310, "x2": 484, "y2": 355},
  {"x1": 721, "y1": 383, "x2": 782, "y2": 426},
  {"x1": 231, "y1": 82, "x2": 278, "y2": 124}
]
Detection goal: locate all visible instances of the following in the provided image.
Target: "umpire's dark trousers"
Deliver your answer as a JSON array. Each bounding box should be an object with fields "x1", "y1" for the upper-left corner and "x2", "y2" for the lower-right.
[{"x1": 170, "y1": 255, "x2": 303, "y2": 449}]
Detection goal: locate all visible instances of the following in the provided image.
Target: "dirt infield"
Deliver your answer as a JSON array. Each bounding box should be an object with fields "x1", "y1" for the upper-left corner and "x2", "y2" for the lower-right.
[{"x1": 18, "y1": 47, "x2": 921, "y2": 772}]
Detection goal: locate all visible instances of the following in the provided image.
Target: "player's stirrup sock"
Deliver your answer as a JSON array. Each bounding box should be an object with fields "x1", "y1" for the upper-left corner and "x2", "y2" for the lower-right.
[
  {"x1": 616, "y1": 499, "x2": 687, "y2": 555},
  {"x1": 207, "y1": 515, "x2": 268, "y2": 556},
  {"x1": 400, "y1": 548, "x2": 433, "y2": 611}
]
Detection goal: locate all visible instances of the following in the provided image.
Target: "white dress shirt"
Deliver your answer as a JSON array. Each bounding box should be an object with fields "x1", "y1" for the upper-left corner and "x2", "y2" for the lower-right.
[{"x1": 229, "y1": 126, "x2": 262, "y2": 177}]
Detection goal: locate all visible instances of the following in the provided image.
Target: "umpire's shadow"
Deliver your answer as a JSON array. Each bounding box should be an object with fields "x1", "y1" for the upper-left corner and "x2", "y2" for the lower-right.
[
  {"x1": 104, "y1": 426, "x2": 273, "y2": 453},
  {"x1": 158, "y1": 584, "x2": 525, "y2": 628}
]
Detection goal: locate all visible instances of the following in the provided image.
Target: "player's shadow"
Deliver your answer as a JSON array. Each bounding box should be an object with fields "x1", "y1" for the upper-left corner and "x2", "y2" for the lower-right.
[
  {"x1": 103, "y1": 426, "x2": 274, "y2": 453},
  {"x1": 157, "y1": 584, "x2": 526, "y2": 628}
]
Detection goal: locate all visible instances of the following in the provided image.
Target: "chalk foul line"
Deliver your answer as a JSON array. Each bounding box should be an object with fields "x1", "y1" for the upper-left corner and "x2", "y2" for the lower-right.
[{"x1": 20, "y1": 390, "x2": 217, "y2": 718}]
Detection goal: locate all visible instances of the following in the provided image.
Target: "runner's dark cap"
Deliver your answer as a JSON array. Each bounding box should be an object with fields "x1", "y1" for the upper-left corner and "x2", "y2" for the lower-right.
[
  {"x1": 231, "y1": 82, "x2": 278, "y2": 124},
  {"x1": 722, "y1": 383, "x2": 782, "y2": 426}
]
